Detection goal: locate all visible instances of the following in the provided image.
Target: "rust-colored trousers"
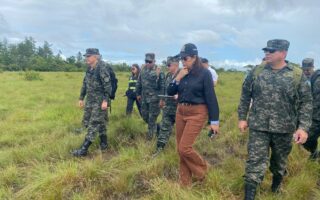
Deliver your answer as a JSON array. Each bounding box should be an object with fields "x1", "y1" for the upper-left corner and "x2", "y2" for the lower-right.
[{"x1": 176, "y1": 104, "x2": 208, "y2": 186}]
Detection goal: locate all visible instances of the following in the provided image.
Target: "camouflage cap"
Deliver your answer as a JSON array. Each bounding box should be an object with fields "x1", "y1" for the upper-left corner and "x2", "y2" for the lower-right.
[
  {"x1": 262, "y1": 39, "x2": 290, "y2": 51},
  {"x1": 167, "y1": 55, "x2": 180, "y2": 66},
  {"x1": 302, "y1": 58, "x2": 314, "y2": 68},
  {"x1": 145, "y1": 53, "x2": 155, "y2": 61},
  {"x1": 83, "y1": 48, "x2": 100, "y2": 56}
]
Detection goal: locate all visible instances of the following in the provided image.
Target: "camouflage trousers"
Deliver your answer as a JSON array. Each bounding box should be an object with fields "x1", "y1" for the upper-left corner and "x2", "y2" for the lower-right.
[
  {"x1": 82, "y1": 101, "x2": 109, "y2": 142},
  {"x1": 141, "y1": 100, "x2": 160, "y2": 138},
  {"x1": 157, "y1": 106, "x2": 176, "y2": 147},
  {"x1": 303, "y1": 120, "x2": 320, "y2": 154},
  {"x1": 244, "y1": 129, "x2": 292, "y2": 185}
]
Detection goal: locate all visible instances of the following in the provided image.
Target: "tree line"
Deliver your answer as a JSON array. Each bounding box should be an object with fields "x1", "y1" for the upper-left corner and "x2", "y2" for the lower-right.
[{"x1": 0, "y1": 37, "x2": 130, "y2": 72}]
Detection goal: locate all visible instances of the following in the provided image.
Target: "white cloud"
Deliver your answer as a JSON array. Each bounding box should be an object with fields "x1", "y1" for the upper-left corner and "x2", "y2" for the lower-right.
[{"x1": 0, "y1": 0, "x2": 319, "y2": 67}]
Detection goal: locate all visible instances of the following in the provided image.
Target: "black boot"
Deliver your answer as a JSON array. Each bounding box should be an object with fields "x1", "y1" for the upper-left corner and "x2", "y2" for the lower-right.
[
  {"x1": 152, "y1": 142, "x2": 165, "y2": 158},
  {"x1": 309, "y1": 150, "x2": 320, "y2": 161},
  {"x1": 244, "y1": 182, "x2": 257, "y2": 200},
  {"x1": 271, "y1": 175, "x2": 283, "y2": 193},
  {"x1": 99, "y1": 134, "x2": 108, "y2": 150},
  {"x1": 156, "y1": 123, "x2": 160, "y2": 137},
  {"x1": 72, "y1": 139, "x2": 92, "y2": 157}
]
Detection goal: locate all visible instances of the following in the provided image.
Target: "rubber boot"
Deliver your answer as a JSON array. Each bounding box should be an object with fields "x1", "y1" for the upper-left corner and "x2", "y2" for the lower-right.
[
  {"x1": 271, "y1": 175, "x2": 283, "y2": 193},
  {"x1": 72, "y1": 139, "x2": 92, "y2": 157},
  {"x1": 244, "y1": 182, "x2": 257, "y2": 200},
  {"x1": 99, "y1": 134, "x2": 108, "y2": 150}
]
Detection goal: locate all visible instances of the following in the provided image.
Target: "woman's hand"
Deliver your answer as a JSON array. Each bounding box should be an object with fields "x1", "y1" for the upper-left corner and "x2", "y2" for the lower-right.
[{"x1": 175, "y1": 67, "x2": 189, "y2": 82}]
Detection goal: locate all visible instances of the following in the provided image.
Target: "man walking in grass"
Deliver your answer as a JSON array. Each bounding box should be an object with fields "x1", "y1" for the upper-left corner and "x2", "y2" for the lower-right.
[
  {"x1": 238, "y1": 39, "x2": 312, "y2": 199},
  {"x1": 153, "y1": 55, "x2": 180, "y2": 156},
  {"x1": 71, "y1": 48, "x2": 112, "y2": 157},
  {"x1": 136, "y1": 53, "x2": 165, "y2": 141}
]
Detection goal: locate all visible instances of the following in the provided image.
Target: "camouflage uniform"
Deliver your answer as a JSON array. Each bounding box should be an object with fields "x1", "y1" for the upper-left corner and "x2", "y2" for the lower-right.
[
  {"x1": 302, "y1": 58, "x2": 320, "y2": 158},
  {"x1": 136, "y1": 53, "x2": 165, "y2": 140},
  {"x1": 238, "y1": 41, "x2": 312, "y2": 186},
  {"x1": 80, "y1": 60, "x2": 112, "y2": 142},
  {"x1": 157, "y1": 57, "x2": 180, "y2": 149}
]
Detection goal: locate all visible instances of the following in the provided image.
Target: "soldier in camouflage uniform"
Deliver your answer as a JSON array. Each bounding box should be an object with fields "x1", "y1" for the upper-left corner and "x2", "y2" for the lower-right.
[
  {"x1": 136, "y1": 53, "x2": 165, "y2": 140},
  {"x1": 153, "y1": 55, "x2": 180, "y2": 156},
  {"x1": 238, "y1": 39, "x2": 312, "y2": 199},
  {"x1": 302, "y1": 58, "x2": 320, "y2": 160},
  {"x1": 71, "y1": 48, "x2": 112, "y2": 157}
]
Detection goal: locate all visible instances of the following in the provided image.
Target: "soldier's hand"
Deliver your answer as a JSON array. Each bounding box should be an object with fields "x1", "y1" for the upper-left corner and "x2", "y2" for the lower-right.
[
  {"x1": 238, "y1": 120, "x2": 248, "y2": 133},
  {"x1": 173, "y1": 94, "x2": 178, "y2": 100},
  {"x1": 293, "y1": 129, "x2": 308, "y2": 144},
  {"x1": 137, "y1": 95, "x2": 141, "y2": 102},
  {"x1": 79, "y1": 100, "x2": 84, "y2": 108},
  {"x1": 175, "y1": 68, "x2": 189, "y2": 82},
  {"x1": 101, "y1": 100, "x2": 108, "y2": 110},
  {"x1": 159, "y1": 99, "x2": 165, "y2": 108}
]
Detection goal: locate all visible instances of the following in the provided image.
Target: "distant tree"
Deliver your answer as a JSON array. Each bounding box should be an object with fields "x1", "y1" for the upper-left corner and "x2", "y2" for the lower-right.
[
  {"x1": 67, "y1": 56, "x2": 76, "y2": 64},
  {"x1": 38, "y1": 41, "x2": 53, "y2": 59}
]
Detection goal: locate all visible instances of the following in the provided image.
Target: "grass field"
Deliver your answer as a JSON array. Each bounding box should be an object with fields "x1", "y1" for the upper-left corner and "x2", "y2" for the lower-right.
[{"x1": 0, "y1": 71, "x2": 319, "y2": 200}]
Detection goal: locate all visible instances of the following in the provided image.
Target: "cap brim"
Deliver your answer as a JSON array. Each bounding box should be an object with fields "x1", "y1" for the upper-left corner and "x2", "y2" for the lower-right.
[
  {"x1": 83, "y1": 53, "x2": 99, "y2": 56},
  {"x1": 262, "y1": 47, "x2": 277, "y2": 51}
]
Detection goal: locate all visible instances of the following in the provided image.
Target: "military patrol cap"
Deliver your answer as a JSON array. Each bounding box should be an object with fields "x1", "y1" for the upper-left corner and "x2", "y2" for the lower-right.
[
  {"x1": 145, "y1": 53, "x2": 155, "y2": 61},
  {"x1": 179, "y1": 43, "x2": 198, "y2": 58},
  {"x1": 302, "y1": 58, "x2": 314, "y2": 68},
  {"x1": 167, "y1": 55, "x2": 180, "y2": 66},
  {"x1": 201, "y1": 57, "x2": 209, "y2": 63},
  {"x1": 83, "y1": 48, "x2": 100, "y2": 56},
  {"x1": 262, "y1": 39, "x2": 290, "y2": 51}
]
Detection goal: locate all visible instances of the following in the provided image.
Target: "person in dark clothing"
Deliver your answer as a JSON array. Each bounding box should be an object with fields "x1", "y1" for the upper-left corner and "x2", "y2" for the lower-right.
[
  {"x1": 125, "y1": 64, "x2": 142, "y2": 116},
  {"x1": 167, "y1": 43, "x2": 220, "y2": 187}
]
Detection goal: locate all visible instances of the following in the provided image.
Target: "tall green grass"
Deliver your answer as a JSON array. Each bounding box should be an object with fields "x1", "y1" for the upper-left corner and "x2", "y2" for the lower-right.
[{"x1": 0, "y1": 71, "x2": 319, "y2": 200}]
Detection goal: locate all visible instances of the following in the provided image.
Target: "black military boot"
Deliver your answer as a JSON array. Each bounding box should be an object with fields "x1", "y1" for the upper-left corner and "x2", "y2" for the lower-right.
[
  {"x1": 72, "y1": 139, "x2": 92, "y2": 157},
  {"x1": 271, "y1": 175, "x2": 283, "y2": 193},
  {"x1": 99, "y1": 134, "x2": 108, "y2": 150},
  {"x1": 156, "y1": 123, "x2": 161, "y2": 138},
  {"x1": 152, "y1": 142, "x2": 165, "y2": 158},
  {"x1": 309, "y1": 150, "x2": 320, "y2": 161},
  {"x1": 244, "y1": 182, "x2": 257, "y2": 200}
]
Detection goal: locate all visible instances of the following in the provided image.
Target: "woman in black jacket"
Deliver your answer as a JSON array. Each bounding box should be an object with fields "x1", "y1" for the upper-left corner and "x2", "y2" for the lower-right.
[{"x1": 167, "y1": 43, "x2": 220, "y2": 186}]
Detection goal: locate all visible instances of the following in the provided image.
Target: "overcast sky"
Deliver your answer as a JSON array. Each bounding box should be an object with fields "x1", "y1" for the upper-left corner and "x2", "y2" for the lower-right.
[{"x1": 0, "y1": 0, "x2": 319, "y2": 69}]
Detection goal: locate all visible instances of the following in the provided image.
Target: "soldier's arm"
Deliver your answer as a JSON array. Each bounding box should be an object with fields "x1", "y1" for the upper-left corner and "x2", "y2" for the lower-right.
[
  {"x1": 297, "y1": 75, "x2": 313, "y2": 132},
  {"x1": 100, "y1": 67, "x2": 112, "y2": 102},
  {"x1": 79, "y1": 74, "x2": 87, "y2": 100},
  {"x1": 158, "y1": 72, "x2": 165, "y2": 93},
  {"x1": 312, "y1": 77, "x2": 320, "y2": 112},
  {"x1": 238, "y1": 70, "x2": 254, "y2": 120},
  {"x1": 135, "y1": 72, "x2": 142, "y2": 96}
]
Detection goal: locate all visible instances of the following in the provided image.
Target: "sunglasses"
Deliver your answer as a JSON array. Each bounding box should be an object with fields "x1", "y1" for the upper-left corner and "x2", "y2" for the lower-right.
[
  {"x1": 181, "y1": 57, "x2": 190, "y2": 61},
  {"x1": 145, "y1": 60, "x2": 153, "y2": 64},
  {"x1": 264, "y1": 49, "x2": 277, "y2": 54}
]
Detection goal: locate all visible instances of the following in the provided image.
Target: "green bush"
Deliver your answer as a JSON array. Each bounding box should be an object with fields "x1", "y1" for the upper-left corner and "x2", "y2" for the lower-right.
[{"x1": 24, "y1": 71, "x2": 43, "y2": 81}]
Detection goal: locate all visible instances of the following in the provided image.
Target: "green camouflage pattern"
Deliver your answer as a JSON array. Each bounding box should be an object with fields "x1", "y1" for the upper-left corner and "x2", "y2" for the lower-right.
[
  {"x1": 238, "y1": 63, "x2": 312, "y2": 133},
  {"x1": 136, "y1": 65, "x2": 165, "y2": 139},
  {"x1": 245, "y1": 130, "x2": 292, "y2": 184},
  {"x1": 157, "y1": 70, "x2": 180, "y2": 146},
  {"x1": 80, "y1": 61, "x2": 112, "y2": 142}
]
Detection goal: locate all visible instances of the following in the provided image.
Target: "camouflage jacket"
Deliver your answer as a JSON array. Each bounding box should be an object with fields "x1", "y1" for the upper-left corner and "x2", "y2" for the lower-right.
[
  {"x1": 79, "y1": 61, "x2": 112, "y2": 103},
  {"x1": 238, "y1": 64, "x2": 312, "y2": 133},
  {"x1": 162, "y1": 69, "x2": 180, "y2": 114},
  {"x1": 136, "y1": 65, "x2": 165, "y2": 103},
  {"x1": 311, "y1": 71, "x2": 320, "y2": 121}
]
